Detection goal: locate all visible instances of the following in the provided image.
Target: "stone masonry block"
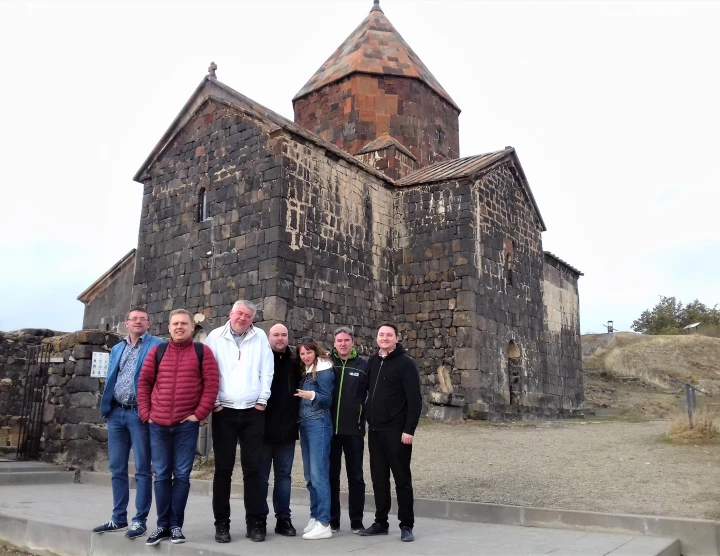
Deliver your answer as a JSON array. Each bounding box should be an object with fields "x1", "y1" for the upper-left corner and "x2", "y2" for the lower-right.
[
  {"x1": 452, "y1": 311, "x2": 477, "y2": 328},
  {"x1": 456, "y1": 291, "x2": 477, "y2": 312},
  {"x1": 69, "y1": 392, "x2": 98, "y2": 409},
  {"x1": 72, "y1": 344, "x2": 96, "y2": 360},
  {"x1": 454, "y1": 348, "x2": 478, "y2": 370},
  {"x1": 262, "y1": 296, "x2": 288, "y2": 322}
]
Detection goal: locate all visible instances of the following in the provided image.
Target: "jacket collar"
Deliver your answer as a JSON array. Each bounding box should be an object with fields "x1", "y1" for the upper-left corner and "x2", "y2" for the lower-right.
[
  {"x1": 219, "y1": 321, "x2": 257, "y2": 342},
  {"x1": 332, "y1": 347, "x2": 358, "y2": 362}
]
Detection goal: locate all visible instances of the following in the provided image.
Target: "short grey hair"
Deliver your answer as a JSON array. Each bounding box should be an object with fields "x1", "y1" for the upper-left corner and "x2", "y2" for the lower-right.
[
  {"x1": 333, "y1": 326, "x2": 354, "y2": 339},
  {"x1": 232, "y1": 300, "x2": 257, "y2": 316},
  {"x1": 169, "y1": 309, "x2": 193, "y2": 321}
]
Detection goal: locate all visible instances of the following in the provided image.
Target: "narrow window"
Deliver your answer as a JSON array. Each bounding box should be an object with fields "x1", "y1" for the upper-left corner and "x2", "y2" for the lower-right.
[
  {"x1": 197, "y1": 188, "x2": 207, "y2": 222},
  {"x1": 503, "y1": 238, "x2": 516, "y2": 287}
]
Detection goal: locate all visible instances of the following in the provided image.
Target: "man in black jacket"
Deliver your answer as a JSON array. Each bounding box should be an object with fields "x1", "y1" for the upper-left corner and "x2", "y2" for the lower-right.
[
  {"x1": 258, "y1": 324, "x2": 301, "y2": 537},
  {"x1": 359, "y1": 323, "x2": 422, "y2": 543},
  {"x1": 329, "y1": 327, "x2": 369, "y2": 534}
]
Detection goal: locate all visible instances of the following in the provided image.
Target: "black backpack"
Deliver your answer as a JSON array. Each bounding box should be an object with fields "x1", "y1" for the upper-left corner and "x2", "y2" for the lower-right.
[{"x1": 155, "y1": 342, "x2": 204, "y2": 367}]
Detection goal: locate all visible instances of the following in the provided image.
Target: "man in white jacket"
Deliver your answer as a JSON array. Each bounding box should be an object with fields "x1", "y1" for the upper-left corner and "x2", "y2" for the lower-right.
[{"x1": 205, "y1": 300, "x2": 274, "y2": 544}]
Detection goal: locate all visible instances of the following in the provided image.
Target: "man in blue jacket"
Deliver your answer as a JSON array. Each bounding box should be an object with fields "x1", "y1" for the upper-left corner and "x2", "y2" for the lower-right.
[{"x1": 93, "y1": 307, "x2": 165, "y2": 540}]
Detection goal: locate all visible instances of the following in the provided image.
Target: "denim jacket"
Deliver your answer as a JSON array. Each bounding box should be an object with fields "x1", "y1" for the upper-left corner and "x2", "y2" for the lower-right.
[{"x1": 297, "y1": 359, "x2": 334, "y2": 423}]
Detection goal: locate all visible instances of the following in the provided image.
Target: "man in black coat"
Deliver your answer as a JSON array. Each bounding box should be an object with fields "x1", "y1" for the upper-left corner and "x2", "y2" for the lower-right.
[
  {"x1": 258, "y1": 324, "x2": 301, "y2": 537},
  {"x1": 329, "y1": 326, "x2": 369, "y2": 534},
  {"x1": 359, "y1": 323, "x2": 422, "y2": 543}
]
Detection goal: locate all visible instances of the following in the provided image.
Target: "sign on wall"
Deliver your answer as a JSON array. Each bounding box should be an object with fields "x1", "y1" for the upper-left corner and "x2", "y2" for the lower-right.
[{"x1": 90, "y1": 352, "x2": 110, "y2": 378}]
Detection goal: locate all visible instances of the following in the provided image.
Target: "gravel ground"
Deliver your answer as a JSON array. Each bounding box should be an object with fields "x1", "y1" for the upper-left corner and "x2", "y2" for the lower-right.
[
  {"x1": 196, "y1": 419, "x2": 720, "y2": 520},
  {"x1": 0, "y1": 545, "x2": 35, "y2": 556}
]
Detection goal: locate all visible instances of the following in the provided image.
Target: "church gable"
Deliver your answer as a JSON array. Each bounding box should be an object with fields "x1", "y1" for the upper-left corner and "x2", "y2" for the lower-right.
[{"x1": 132, "y1": 97, "x2": 287, "y2": 332}]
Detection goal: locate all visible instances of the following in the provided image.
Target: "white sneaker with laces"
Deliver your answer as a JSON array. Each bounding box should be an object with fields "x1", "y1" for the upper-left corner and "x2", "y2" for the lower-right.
[
  {"x1": 303, "y1": 518, "x2": 318, "y2": 534},
  {"x1": 302, "y1": 522, "x2": 332, "y2": 540}
]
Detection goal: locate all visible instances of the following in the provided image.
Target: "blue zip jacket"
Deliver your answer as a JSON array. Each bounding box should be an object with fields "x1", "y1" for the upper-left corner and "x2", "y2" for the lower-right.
[
  {"x1": 297, "y1": 358, "x2": 334, "y2": 423},
  {"x1": 100, "y1": 332, "x2": 166, "y2": 417}
]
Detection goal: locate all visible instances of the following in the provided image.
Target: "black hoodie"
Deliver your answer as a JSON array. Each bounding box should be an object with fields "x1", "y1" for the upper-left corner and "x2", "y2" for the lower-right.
[
  {"x1": 366, "y1": 343, "x2": 422, "y2": 435},
  {"x1": 264, "y1": 346, "x2": 301, "y2": 443}
]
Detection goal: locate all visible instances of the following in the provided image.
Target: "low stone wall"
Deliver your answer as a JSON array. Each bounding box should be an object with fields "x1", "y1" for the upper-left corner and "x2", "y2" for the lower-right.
[
  {"x1": 0, "y1": 329, "x2": 62, "y2": 449},
  {"x1": 40, "y1": 330, "x2": 120, "y2": 469}
]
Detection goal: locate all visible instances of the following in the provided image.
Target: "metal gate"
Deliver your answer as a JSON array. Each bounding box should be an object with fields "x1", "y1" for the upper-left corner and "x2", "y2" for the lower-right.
[{"x1": 16, "y1": 343, "x2": 52, "y2": 460}]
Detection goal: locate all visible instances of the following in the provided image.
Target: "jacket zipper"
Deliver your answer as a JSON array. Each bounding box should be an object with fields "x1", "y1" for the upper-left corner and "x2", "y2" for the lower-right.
[
  {"x1": 169, "y1": 343, "x2": 181, "y2": 422},
  {"x1": 335, "y1": 359, "x2": 348, "y2": 434},
  {"x1": 369, "y1": 359, "x2": 384, "y2": 429}
]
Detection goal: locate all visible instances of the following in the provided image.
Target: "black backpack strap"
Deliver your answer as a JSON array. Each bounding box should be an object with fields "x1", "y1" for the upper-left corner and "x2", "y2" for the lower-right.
[
  {"x1": 194, "y1": 342, "x2": 204, "y2": 365},
  {"x1": 155, "y1": 343, "x2": 168, "y2": 368}
]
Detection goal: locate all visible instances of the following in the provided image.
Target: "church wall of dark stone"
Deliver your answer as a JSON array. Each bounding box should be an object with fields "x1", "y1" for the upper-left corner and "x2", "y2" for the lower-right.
[
  {"x1": 277, "y1": 136, "x2": 396, "y2": 350},
  {"x1": 294, "y1": 74, "x2": 460, "y2": 168},
  {"x1": 395, "y1": 160, "x2": 582, "y2": 418},
  {"x1": 132, "y1": 99, "x2": 286, "y2": 334}
]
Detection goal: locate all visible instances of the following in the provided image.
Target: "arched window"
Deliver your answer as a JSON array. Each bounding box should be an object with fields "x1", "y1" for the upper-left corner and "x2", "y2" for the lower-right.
[{"x1": 197, "y1": 188, "x2": 207, "y2": 222}]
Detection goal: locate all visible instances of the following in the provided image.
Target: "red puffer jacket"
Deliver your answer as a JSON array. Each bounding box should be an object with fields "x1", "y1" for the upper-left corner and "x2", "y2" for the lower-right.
[{"x1": 137, "y1": 338, "x2": 219, "y2": 426}]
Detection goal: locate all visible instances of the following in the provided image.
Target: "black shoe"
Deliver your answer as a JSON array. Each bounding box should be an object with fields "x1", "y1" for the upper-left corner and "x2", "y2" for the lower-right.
[
  {"x1": 146, "y1": 527, "x2": 171, "y2": 546},
  {"x1": 275, "y1": 518, "x2": 296, "y2": 537},
  {"x1": 400, "y1": 526, "x2": 414, "y2": 542},
  {"x1": 170, "y1": 526, "x2": 186, "y2": 544},
  {"x1": 330, "y1": 521, "x2": 340, "y2": 533},
  {"x1": 215, "y1": 524, "x2": 231, "y2": 543},
  {"x1": 125, "y1": 522, "x2": 147, "y2": 539},
  {"x1": 246, "y1": 526, "x2": 266, "y2": 542},
  {"x1": 351, "y1": 521, "x2": 365, "y2": 534},
  {"x1": 358, "y1": 522, "x2": 389, "y2": 536},
  {"x1": 92, "y1": 520, "x2": 128, "y2": 534}
]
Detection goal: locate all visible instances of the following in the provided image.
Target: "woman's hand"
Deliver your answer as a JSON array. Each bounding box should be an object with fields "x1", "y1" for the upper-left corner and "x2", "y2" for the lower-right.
[{"x1": 294, "y1": 389, "x2": 315, "y2": 400}]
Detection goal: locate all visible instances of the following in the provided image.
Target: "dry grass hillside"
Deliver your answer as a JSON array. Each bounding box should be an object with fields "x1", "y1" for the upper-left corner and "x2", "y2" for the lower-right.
[{"x1": 583, "y1": 332, "x2": 720, "y2": 418}]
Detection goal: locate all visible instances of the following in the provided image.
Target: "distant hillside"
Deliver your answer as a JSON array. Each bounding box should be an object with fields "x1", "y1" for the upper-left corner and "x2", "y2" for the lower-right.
[
  {"x1": 584, "y1": 332, "x2": 720, "y2": 393},
  {"x1": 582, "y1": 332, "x2": 720, "y2": 418}
]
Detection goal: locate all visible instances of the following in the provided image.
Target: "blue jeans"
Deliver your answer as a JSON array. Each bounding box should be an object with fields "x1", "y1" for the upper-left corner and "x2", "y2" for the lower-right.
[
  {"x1": 299, "y1": 415, "x2": 332, "y2": 525},
  {"x1": 149, "y1": 420, "x2": 200, "y2": 529},
  {"x1": 259, "y1": 441, "x2": 296, "y2": 520},
  {"x1": 107, "y1": 407, "x2": 152, "y2": 526}
]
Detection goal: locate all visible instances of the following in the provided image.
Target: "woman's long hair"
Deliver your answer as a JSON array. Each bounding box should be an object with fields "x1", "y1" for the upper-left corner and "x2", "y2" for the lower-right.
[{"x1": 297, "y1": 339, "x2": 328, "y2": 381}]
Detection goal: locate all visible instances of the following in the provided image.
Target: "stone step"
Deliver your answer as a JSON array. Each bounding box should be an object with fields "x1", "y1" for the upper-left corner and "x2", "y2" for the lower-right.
[
  {"x1": 0, "y1": 471, "x2": 76, "y2": 486},
  {"x1": 0, "y1": 462, "x2": 62, "y2": 473},
  {"x1": 0, "y1": 483, "x2": 683, "y2": 556}
]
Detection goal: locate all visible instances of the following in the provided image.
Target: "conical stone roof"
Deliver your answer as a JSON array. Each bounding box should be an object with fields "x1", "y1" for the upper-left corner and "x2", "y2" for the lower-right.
[{"x1": 293, "y1": 2, "x2": 459, "y2": 111}]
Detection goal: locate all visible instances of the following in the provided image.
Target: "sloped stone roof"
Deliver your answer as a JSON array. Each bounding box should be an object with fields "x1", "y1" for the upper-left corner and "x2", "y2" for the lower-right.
[
  {"x1": 293, "y1": 3, "x2": 459, "y2": 111},
  {"x1": 356, "y1": 133, "x2": 416, "y2": 160}
]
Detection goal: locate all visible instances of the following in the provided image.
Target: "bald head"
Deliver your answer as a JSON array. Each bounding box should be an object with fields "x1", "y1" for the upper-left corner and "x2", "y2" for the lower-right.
[{"x1": 268, "y1": 324, "x2": 289, "y2": 352}]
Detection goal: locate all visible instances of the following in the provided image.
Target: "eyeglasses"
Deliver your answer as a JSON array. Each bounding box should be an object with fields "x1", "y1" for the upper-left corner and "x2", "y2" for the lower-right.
[
  {"x1": 127, "y1": 317, "x2": 149, "y2": 322},
  {"x1": 295, "y1": 337, "x2": 313, "y2": 345}
]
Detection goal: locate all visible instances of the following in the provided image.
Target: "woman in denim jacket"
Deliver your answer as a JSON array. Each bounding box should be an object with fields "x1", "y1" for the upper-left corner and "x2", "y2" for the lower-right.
[{"x1": 294, "y1": 339, "x2": 335, "y2": 540}]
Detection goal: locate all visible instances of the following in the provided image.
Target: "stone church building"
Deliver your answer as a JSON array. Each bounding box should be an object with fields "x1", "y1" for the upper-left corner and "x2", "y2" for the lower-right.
[{"x1": 79, "y1": 1, "x2": 583, "y2": 419}]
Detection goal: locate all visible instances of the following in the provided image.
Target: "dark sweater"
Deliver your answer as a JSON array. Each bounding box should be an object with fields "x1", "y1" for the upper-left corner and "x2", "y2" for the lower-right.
[
  {"x1": 366, "y1": 343, "x2": 422, "y2": 435},
  {"x1": 264, "y1": 347, "x2": 301, "y2": 443}
]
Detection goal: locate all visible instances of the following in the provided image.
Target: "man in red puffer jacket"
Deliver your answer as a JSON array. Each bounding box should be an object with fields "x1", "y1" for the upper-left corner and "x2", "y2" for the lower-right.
[{"x1": 137, "y1": 309, "x2": 219, "y2": 546}]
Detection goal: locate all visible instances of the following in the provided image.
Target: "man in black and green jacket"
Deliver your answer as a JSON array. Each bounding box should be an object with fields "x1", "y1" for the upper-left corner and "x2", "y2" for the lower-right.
[{"x1": 329, "y1": 326, "x2": 369, "y2": 534}]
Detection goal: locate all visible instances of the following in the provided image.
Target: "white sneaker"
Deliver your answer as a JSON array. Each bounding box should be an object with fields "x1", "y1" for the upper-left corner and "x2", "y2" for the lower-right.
[
  {"x1": 303, "y1": 518, "x2": 318, "y2": 534},
  {"x1": 302, "y1": 522, "x2": 332, "y2": 540}
]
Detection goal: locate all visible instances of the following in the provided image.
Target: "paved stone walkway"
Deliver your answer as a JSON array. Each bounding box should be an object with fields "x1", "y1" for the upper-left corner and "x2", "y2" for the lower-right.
[{"x1": 0, "y1": 483, "x2": 679, "y2": 555}]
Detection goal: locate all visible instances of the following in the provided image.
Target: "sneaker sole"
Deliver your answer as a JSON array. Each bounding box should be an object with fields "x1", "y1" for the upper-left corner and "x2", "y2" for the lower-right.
[
  {"x1": 302, "y1": 533, "x2": 333, "y2": 540},
  {"x1": 94, "y1": 525, "x2": 128, "y2": 534},
  {"x1": 170, "y1": 539, "x2": 186, "y2": 544},
  {"x1": 145, "y1": 537, "x2": 169, "y2": 546},
  {"x1": 215, "y1": 537, "x2": 231, "y2": 543},
  {"x1": 126, "y1": 532, "x2": 147, "y2": 539}
]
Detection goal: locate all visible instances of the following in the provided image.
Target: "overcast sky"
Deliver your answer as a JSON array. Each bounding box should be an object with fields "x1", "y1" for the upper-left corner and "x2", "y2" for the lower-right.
[{"x1": 1, "y1": 0, "x2": 718, "y2": 334}]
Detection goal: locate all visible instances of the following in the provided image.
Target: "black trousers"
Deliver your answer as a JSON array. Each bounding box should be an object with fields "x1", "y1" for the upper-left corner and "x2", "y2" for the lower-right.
[
  {"x1": 212, "y1": 407, "x2": 265, "y2": 527},
  {"x1": 329, "y1": 434, "x2": 366, "y2": 527},
  {"x1": 368, "y1": 429, "x2": 414, "y2": 529}
]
